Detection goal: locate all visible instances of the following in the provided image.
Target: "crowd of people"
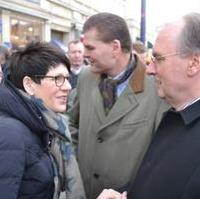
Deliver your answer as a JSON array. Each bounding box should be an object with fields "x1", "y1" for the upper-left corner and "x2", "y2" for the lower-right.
[{"x1": 0, "y1": 11, "x2": 200, "y2": 199}]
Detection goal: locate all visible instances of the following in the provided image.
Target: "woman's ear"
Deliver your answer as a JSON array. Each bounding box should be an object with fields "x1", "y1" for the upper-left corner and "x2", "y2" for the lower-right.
[{"x1": 23, "y1": 76, "x2": 35, "y2": 95}]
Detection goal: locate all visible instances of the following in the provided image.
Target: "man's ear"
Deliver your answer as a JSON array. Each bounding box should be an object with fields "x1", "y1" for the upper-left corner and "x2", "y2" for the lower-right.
[
  {"x1": 187, "y1": 54, "x2": 200, "y2": 76},
  {"x1": 111, "y1": 39, "x2": 121, "y2": 54},
  {"x1": 23, "y1": 76, "x2": 35, "y2": 95}
]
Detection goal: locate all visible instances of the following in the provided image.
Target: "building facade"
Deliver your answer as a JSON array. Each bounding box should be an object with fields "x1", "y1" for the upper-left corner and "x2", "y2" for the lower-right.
[{"x1": 0, "y1": 0, "x2": 140, "y2": 49}]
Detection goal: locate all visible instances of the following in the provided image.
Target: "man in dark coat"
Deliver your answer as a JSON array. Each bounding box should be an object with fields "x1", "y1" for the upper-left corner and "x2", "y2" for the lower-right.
[{"x1": 97, "y1": 12, "x2": 200, "y2": 199}]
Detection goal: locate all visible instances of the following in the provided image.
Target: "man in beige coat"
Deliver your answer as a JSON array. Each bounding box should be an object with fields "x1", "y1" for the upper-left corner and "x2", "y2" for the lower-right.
[{"x1": 67, "y1": 12, "x2": 167, "y2": 199}]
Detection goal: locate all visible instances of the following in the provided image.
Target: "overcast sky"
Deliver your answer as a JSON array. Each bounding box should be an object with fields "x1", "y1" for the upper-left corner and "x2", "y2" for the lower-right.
[
  {"x1": 147, "y1": 0, "x2": 200, "y2": 31},
  {"x1": 127, "y1": 0, "x2": 200, "y2": 31}
]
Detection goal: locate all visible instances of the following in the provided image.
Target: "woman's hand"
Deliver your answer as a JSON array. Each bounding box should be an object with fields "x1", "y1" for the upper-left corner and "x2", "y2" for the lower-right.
[{"x1": 97, "y1": 189, "x2": 127, "y2": 199}]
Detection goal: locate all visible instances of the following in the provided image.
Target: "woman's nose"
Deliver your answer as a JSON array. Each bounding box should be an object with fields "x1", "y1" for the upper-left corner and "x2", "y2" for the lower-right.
[{"x1": 62, "y1": 78, "x2": 72, "y2": 91}]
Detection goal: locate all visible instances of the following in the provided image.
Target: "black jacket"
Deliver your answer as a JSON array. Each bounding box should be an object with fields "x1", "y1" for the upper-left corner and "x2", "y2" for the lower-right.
[
  {"x1": 125, "y1": 102, "x2": 200, "y2": 199},
  {"x1": 0, "y1": 79, "x2": 54, "y2": 199}
]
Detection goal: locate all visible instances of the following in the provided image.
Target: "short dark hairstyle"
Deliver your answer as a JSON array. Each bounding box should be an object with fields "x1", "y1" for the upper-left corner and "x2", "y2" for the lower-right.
[
  {"x1": 9, "y1": 41, "x2": 70, "y2": 91},
  {"x1": 83, "y1": 12, "x2": 132, "y2": 53}
]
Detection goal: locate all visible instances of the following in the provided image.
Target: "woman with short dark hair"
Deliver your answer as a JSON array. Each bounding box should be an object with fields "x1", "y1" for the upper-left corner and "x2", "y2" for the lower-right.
[{"x1": 0, "y1": 41, "x2": 85, "y2": 199}]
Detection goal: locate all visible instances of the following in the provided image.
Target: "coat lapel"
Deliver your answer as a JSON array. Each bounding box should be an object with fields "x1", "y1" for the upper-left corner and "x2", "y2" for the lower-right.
[
  {"x1": 98, "y1": 85, "x2": 139, "y2": 130},
  {"x1": 93, "y1": 84, "x2": 106, "y2": 123},
  {"x1": 97, "y1": 56, "x2": 146, "y2": 131},
  {"x1": 93, "y1": 55, "x2": 146, "y2": 129}
]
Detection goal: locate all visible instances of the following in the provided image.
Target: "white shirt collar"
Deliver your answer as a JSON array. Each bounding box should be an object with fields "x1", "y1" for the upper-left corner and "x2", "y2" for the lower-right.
[
  {"x1": 71, "y1": 65, "x2": 83, "y2": 75},
  {"x1": 180, "y1": 97, "x2": 200, "y2": 110}
]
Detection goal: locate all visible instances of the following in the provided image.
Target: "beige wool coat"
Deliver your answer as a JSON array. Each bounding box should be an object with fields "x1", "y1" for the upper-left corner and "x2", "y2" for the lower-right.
[{"x1": 67, "y1": 57, "x2": 168, "y2": 199}]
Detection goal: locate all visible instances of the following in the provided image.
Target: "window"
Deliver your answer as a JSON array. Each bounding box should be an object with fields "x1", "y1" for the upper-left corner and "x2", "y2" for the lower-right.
[{"x1": 10, "y1": 17, "x2": 44, "y2": 49}]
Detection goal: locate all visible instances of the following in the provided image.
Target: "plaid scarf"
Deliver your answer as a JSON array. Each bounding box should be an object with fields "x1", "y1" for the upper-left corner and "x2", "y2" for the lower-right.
[{"x1": 99, "y1": 55, "x2": 136, "y2": 115}]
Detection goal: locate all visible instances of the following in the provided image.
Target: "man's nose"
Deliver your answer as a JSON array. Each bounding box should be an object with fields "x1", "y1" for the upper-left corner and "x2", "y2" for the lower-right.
[{"x1": 146, "y1": 62, "x2": 156, "y2": 76}]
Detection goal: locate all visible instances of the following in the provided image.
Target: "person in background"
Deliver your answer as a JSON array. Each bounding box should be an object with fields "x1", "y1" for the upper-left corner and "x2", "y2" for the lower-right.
[
  {"x1": 0, "y1": 45, "x2": 10, "y2": 82},
  {"x1": 0, "y1": 41, "x2": 85, "y2": 199},
  {"x1": 97, "y1": 12, "x2": 200, "y2": 199},
  {"x1": 67, "y1": 12, "x2": 167, "y2": 199},
  {"x1": 66, "y1": 40, "x2": 88, "y2": 110},
  {"x1": 0, "y1": 65, "x2": 3, "y2": 82},
  {"x1": 68, "y1": 40, "x2": 87, "y2": 89},
  {"x1": 132, "y1": 41, "x2": 148, "y2": 65},
  {"x1": 0, "y1": 45, "x2": 10, "y2": 65}
]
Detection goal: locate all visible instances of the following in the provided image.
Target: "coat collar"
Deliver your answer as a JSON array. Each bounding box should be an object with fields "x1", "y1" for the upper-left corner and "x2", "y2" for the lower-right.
[
  {"x1": 167, "y1": 99, "x2": 200, "y2": 126},
  {"x1": 93, "y1": 54, "x2": 146, "y2": 126},
  {"x1": 130, "y1": 54, "x2": 146, "y2": 93}
]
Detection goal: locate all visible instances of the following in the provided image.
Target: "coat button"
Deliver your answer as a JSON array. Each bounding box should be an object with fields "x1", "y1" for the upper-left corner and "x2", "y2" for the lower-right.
[
  {"x1": 97, "y1": 137, "x2": 104, "y2": 143},
  {"x1": 93, "y1": 173, "x2": 100, "y2": 179}
]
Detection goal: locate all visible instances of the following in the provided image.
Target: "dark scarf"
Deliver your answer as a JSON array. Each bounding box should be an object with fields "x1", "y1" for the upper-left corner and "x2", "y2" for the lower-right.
[{"x1": 99, "y1": 54, "x2": 136, "y2": 115}]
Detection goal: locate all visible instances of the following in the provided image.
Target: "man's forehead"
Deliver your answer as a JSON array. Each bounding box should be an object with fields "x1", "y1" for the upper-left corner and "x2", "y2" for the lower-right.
[{"x1": 69, "y1": 42, "x2": 84, "y2": 51}]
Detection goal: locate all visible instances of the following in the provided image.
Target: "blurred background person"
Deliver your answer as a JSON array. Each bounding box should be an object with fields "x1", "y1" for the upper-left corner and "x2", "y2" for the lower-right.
[
  {"x1": 67, "y1": 40, "x2": 87, "y2": 89},
  {"x1": 0, "y1": 66, "x2": 3, "y2": 83},
  {"x1": 0, "y1": 45, "x2": 11, "y2": 82},
  {"x1": 0, "y1": 41, "x2": 85, "y2": 199},
  {"x1": 66, "y1": 40, "x2": 88, "y2": 110},
  {"x1": 132, "y1": 41, "x2": 148, "y2": 65},
  {"x1": 0, "y1": 45, "x2": 10, "y2": 66},
  {"x1": 145, "y1": 48, "x2": 153, "y2": 66}
]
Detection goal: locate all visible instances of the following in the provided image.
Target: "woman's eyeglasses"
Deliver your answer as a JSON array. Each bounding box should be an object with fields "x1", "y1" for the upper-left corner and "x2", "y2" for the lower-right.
[{"x1": 34, "y1": 75, "x2": 69, "y2": 87}]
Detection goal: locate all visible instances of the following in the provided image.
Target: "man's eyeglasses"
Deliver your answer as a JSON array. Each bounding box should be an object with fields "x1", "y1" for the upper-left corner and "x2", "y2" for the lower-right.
[
  {"x1": 151, "y1": 52, "x2": 186, "y2": 64},
  {"x1": 34, "y1": 75, "x2": 69, "y2": 87}
]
